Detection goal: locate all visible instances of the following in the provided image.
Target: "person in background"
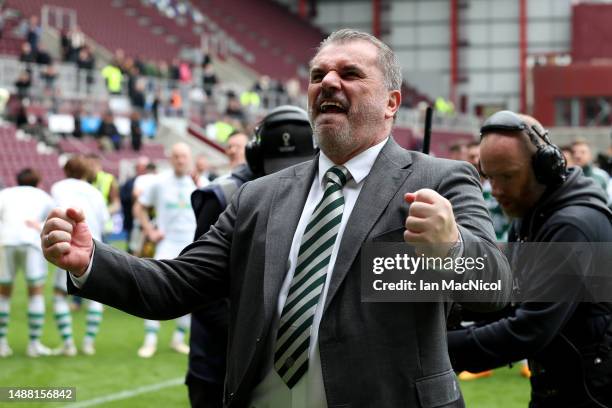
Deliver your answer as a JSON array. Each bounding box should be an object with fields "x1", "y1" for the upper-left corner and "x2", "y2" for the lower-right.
[
  {"x1": 560, "y1": 145, "x2": 575, "y2": 168},
  {"x1": 193, "y1": 155, "x2": 216, "y2": 188},
  {"x1": 96, "y1": 112, "x2": 122, "y2": 151},
  {"x1": 41, "y1": 62, "x2": 58, "y2": 95},
  {"x1": 130, "y1": 78, "x2": 146, "y2": 113},
  {"x1": 572, "y1": 138, "x2": 610, "y2": 192},
  {"x1": 128, "y1": 161, "x2": 157, "y2": 256},
  {"x1": 14, "y1": 70, "x2": 32, "y2": 100},
  {"x1": 50, "y1": 156, "x2": 109, "y2": 356},
  {"x1": 35, "y1": 44, "x2": 52, "y2": 65},
  {"x1": 224, "y1": 131, "x2": 249, "y2": 173},
  {"x1": 60, "y1": 29, "x2": 70, "y2": 62},
  {"x1": 449, "y1": 111, "x2": 612, "y2": 407},
  {"x1": 133, "y1": 143, "x2": 197, "y2": 358},
  {"x1": 19, "y1": 42, "x2": 36, "y2": 65},
  {"x1": 119, "y1": 157, "x2": 150, "y2": 253},
  {"x1": 76, "y1": 45, "x2": 95, "y2": 94},
  {"x1": 87, "y1": 153, "x2": 120, "y2": 217},
  {"x1": 224, "y1": 92, "x2": 246, "y2": 125},
  {"x1": 130, "y1": 111, "x2": 143, "y2": 152},
  {"x1": 0, "y1": 168, "x2": 55, "y2": 357},
  {"x1": 81, "y1": 152, "x2": 120, "y2": 314},
  {"x1": 201, "y1": 62, "x2": 218, "y2": 98},
  {"x1": 101, "y1": 60, "x2": 123, "y2": 95},
  {"x1": 68, "y1": 26, "x2": 85, "y2": 62},
  {"x1": 448, "y1": 141, "x2": 468, "y2": 161},
  {"x1": 25, "y1": 15, "x2": 41, "y2": 53}
]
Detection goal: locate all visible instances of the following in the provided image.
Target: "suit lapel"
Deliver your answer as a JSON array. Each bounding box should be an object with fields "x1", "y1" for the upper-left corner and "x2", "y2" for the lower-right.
[
  {"x1": 263, "y1": 159, "x2": 317, "y2": 324},
  {"x1": 324, "y1": 138, "x2": 413, "y2": 312}
]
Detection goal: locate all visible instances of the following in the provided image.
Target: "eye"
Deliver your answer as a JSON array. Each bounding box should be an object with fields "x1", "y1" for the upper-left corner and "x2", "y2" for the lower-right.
[
  {"x1": 342, "y1": 70, "x2": 361, "y2": 79},
  {"x1": 310, "y1": 72, "x2": 324, "y2": 83}
]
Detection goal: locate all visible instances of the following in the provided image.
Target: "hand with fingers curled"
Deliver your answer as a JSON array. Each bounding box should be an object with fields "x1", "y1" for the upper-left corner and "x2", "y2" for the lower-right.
[
  {"x1": 404, "y1": 188, "x2": 460, "y2": 258},
  {"x1": 41, "y1": 207, "x2": 93, "y2": 276},
  {"x1": 144, "y1": 227, "x2": 165, "y2": 244}
]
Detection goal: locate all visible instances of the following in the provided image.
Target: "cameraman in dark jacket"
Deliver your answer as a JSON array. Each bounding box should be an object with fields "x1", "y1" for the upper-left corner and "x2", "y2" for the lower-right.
[{"x1": 448, "y1": 111, "x2": 612, "y2": 408}]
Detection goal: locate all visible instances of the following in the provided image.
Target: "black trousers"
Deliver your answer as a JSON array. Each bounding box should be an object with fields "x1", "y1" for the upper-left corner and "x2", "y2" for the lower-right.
[{"x1": 186, "y1": 374, "x2": 224, "y2": 408}]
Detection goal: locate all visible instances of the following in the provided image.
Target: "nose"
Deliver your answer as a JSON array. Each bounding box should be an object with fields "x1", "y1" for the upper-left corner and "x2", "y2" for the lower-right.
[{"x1": 321, "y1": 70, "x2": 341, "y2": 90}]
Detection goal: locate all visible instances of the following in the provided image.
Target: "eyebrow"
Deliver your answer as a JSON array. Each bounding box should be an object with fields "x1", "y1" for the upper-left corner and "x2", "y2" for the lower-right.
[
  {"x1": 310, "y1": 67, "x2": 324, "y2": 76},
  {"x1": 310, "y1": 64, "x2": 365, "y2": 76},
  {"x1": 342, "y1": 64, "x2": 363, "y2": 73}
]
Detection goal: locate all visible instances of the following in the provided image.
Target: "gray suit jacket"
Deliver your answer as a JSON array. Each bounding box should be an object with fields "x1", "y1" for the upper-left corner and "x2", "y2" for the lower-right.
[{"x1": 70, "y1": 138, "x2": 511, "y2": 407}]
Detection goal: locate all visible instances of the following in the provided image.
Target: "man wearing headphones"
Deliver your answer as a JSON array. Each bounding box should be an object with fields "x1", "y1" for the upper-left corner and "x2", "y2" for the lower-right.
[
  {"x1": 448, "y1": 111, "x2": 612, "y2": 407},
  {"x1": 186, "y1": 105, "x2": 316, "y2": 408}
]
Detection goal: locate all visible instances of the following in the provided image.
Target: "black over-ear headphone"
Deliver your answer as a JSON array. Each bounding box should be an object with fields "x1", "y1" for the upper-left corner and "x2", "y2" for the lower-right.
[
  {"x1": 246, "y1": 105, "x2": 312, "y2": 176},
  {"x1": 480, "y1": 110, "x2": 567, "y2": 186}
]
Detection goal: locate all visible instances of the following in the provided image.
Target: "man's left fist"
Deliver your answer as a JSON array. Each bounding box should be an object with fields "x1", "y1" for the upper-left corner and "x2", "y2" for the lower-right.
[{"x1": 404, "y1": 189, "x2": 459, "y2": 255}]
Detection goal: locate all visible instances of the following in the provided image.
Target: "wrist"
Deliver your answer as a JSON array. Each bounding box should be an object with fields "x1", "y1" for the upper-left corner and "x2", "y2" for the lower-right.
[{"x1": 446, "y1": 228, "x2": 463, "y2": 258}]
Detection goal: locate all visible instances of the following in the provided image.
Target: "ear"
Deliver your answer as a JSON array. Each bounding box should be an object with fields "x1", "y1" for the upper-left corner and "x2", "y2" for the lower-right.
[{"x1": 385, "y1": 90, "x2": 402, "y2": 119}]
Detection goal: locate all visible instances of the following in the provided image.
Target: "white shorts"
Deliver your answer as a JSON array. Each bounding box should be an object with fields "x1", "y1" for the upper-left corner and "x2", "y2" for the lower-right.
[
  {"x1": 54, "y1": 268, "x2": 68, "y2": 293},
  {"x1": 0, "y1": 245, "x2": 48, "y2": 286},
  {"x1": 154, "y1": 239, "x2": 190, "y2": 260}
]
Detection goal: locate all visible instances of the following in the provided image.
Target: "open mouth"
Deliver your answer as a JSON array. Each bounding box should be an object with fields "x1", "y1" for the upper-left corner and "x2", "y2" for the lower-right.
[{"x1": 319, "y1": 101, "x2": 348, "y2": 114}]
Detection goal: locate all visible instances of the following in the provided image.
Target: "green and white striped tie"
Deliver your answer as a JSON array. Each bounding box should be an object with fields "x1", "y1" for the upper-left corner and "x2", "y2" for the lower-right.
[{"x1": 274, "y1": 165, "x2": 351, "y2": 388}]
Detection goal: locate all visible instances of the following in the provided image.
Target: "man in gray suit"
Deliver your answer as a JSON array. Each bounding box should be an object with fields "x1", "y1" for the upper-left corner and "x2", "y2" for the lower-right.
[{"x1": 41, "y1": 29, "x2": 511, "y2": 407}]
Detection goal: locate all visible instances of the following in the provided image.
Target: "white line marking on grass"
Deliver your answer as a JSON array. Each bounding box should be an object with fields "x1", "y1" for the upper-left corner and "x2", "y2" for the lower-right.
[{"x1": 71, "y1": 377, "x2": 184, "y2": 407}]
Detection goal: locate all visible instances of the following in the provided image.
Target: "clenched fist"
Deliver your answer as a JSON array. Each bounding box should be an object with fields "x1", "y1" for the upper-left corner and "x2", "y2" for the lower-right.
[
  {"x1": 404, "y1": 188, "x2": 459, "y2": 257},
  {"x1": 41, "y1": 207, "x2": 93, "y2": 276}
]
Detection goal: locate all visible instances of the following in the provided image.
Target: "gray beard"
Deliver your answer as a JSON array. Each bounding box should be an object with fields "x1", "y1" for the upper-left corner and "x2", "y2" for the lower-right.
[
  {"x1": 311, "y1": 93, "x2": 387, "y2": 160},
  {"x1": 313, "y1": 122, "x2": 353, "y2": 160}
]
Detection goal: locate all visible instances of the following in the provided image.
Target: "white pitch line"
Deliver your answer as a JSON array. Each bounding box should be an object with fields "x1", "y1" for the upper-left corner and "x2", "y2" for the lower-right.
[{"x1": 70, "y1": 377, "x2": 184, "y2": 407}]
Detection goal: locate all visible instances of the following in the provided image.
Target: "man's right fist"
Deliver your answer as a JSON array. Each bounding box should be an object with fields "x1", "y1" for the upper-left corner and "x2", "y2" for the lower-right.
[{"x1": 41, "y1": 207, "x2": 93, "y2": 276}]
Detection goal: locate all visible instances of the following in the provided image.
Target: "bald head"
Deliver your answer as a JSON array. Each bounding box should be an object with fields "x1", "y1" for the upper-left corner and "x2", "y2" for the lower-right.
[
  {"x1": 170, "y1": 143, "x2": 192, "y2": 176},
  {"x1": 135, "y1": 156, "x2": 150, "y2": 175},
  {"x1": 479, "y1": 112, "x2": 548, "y2": 217}
]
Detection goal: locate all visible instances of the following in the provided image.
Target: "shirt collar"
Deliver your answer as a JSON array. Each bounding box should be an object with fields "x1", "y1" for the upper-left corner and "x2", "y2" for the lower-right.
[{"x1": 317, "y1": 137, "x2": 388, "y2": 186}]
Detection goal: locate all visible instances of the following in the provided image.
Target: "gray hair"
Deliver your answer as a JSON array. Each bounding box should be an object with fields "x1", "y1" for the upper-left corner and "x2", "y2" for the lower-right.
[{"x1": 312, "y1": 28, "x2": 402, "y2": 91}]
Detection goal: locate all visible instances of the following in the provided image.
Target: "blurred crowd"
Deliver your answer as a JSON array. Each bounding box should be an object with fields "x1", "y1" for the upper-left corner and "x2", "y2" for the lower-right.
[{"x1": 2, "y1": 6, "x2": 304, "y2": 159}]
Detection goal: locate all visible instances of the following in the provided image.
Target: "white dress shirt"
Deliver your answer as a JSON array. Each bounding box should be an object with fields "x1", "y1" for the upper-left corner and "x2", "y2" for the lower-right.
[{"x1": 248, "y1": 138, "x2": 388, "y2": 408}]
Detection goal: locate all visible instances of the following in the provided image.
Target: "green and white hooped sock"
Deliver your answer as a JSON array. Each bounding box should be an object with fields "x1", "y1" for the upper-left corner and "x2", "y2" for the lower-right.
[
  {"x1": 143, "y1": 320, "x2": 160, "y2": 346},
  {"x1": 0, "y1": 295, "x2": 10, "y2": 343},
  {"x1": 84, "y1": 301, "x2": 103, "y2": 344},
  {"x1": 53, "y1": 296, "x2": 74, "y2": 346},
  {"x1": 27, "y1": 294, "x2": 45, "y2": 343},
  {"x1": 172, "y1": 314, "x2": 190, "y2": 344}
]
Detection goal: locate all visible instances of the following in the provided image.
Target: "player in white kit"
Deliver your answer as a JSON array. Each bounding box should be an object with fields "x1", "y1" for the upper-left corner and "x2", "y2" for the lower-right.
[
  {"x1": 134, "y1": 143, "x2": 197, "y2": 358},
  {"x1": 50, "y1": 156, "x2": 109, "y2": 356},
  {"x1": 0, "y1": 168, "x2": 55, "y2": 357}
]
